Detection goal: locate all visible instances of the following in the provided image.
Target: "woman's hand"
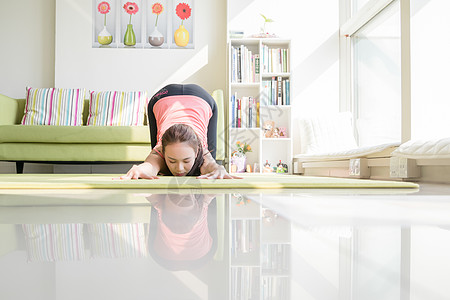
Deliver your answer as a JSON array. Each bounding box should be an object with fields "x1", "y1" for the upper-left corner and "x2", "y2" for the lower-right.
[
  {"x1": 197, "y1": 165, "x2": 242, "y2": 179},
  {"x1": 119, "y1": 163, "x2": 160, "y2": 180}
]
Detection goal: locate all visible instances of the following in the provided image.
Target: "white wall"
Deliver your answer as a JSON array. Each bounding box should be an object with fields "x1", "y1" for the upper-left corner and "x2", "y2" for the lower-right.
[
  {"x1": 0, "y1": 0, "x2": 55, "y2": 99},
  {"x1": 227, "y1": 0, "x2": 340, "y2": 154},
  {"x1": 55, "y1": 0, "x2": 227, "y2": 95}
]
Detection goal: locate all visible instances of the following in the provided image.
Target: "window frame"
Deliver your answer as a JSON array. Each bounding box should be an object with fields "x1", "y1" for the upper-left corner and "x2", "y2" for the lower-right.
[{"x1": 340, "y1": 0, "x2": 411, "y2": 143}]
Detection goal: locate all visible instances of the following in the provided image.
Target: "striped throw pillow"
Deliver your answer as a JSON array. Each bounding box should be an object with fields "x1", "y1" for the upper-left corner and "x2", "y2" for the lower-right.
[
  {"x1": 21, "y1": 87, "x2": 86, "y2": 126},
  {"x1": 87, "y1": 91, "x2": 148, "y2": 126},
  {"x1": 22, "y1": 224, "x2": 86, "y2": 262},
  {"x1": 88, "y1": 223, "x2": 148, "y2": 258}
]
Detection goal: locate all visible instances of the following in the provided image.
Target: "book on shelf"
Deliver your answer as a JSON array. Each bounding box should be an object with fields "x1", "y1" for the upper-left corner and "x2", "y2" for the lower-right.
[
  {"x1": 277, "y1": 76, "x2": 282, "y2": 105},
  {"x1": 237, "y1": 98, "x2": 241, "y2": 128},
  {"x1": 230, "y1": 96, "x2": 260, "y2": 128},
  {"x1": 262, "y1": 277, "x2": 289, "y2": 300},
  {"x1": 285, "y1": 79, "x2": 290, "y2": 105},
  {"x1": 261, "y1": 244, "x2": 290, "y2": 273},
  {"x1": 232, "y1": 267, "x2": 259, "y2": 300},
  {"x1": 237, "y1": 47, "x2": 242, "y2": 83},
  {"x1": 231, "y1": 93, "x2": 236, "y2": 128},
  {"x1": 232, "y1": 220, "x2": 258, "y2": 256},
  {"x1": 256, "y1": 98, "x2": 260, "y2": 127},
  {"x1": 261, "y1": 45, "x2": 290, "y2": 74},
  {"x1": 231, "y1": 48, "x2": 237, "y2": 83},
  {"x1": 261, "y1": 78, "x2": 290, "y2": 106},
  {"x1": 271, "y1": 77, "x2": 277, "y2": 105},
  {"x1": 254, "y1": 54, "x2": 260, "y2": 78},
  {"x1": 231, "y1": 45, "x2": 260, "y2": 83}
]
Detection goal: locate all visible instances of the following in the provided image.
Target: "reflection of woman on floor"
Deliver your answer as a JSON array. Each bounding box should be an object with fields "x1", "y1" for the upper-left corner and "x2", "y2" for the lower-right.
[
  {"x1": 121, "y1": 84, "x2": 239, "y2": 179},
  {"x1": 146, "y1": 193, "x2": 217, "y2": 271}
]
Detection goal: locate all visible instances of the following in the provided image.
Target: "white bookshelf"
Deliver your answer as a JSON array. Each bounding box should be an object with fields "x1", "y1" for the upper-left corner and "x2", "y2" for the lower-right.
[
  {"x1": 227, "y1": 38, "x2": 292, "y2": 174},
  {"x1": 229, "y1": 193, "x2": 291, "y2": 300}
]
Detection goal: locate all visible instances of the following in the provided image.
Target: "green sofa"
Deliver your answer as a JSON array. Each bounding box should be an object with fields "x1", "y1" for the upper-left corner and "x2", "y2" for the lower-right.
[{"x1": 0, "y1": 90, "x2": 225, "y2": 173}]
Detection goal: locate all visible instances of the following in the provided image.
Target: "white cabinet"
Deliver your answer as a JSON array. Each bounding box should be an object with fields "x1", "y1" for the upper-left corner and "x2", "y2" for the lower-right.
[{"x1": 228, "y1": 38, "x2": 292, "y2": 174}]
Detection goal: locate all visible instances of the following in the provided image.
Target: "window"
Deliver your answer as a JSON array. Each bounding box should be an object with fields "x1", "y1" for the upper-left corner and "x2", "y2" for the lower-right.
[
  {"x1": 352, "y1": 0, "x2": 372, "y2": 14},
  {"x1": 343, "y1": 0, "x2": 450, "y2": 145},
  {"x1": 352, "y1": 1, "x2": 401, "y2": 146}
]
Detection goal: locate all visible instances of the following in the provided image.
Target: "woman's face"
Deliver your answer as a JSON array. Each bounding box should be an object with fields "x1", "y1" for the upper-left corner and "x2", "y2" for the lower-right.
[{"x1": 164, "y1": 142, "x2": 196, "y2": 176}]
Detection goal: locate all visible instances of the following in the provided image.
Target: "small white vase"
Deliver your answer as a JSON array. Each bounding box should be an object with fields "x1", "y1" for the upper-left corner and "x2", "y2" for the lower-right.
[
  {"x1": 98, "y1": 26, "x2": 112, "y2": 45},
  {"x1": 149, "y1": 27, "x2": 164, "y2": 47},
  {"x1": 231, "y1": 155, "x2": 247, "y2": 173}
]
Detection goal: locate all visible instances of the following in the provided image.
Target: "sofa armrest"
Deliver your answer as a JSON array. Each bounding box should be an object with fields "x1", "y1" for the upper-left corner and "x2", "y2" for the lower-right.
[{"x1": 0, "y1": 94, "x2": 20, "y2": 125}]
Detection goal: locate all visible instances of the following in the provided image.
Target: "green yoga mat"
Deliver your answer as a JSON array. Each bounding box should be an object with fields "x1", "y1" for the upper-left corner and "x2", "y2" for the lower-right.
[{"x1": 0, "y1": 174, "x2": 419, "y2": 189}]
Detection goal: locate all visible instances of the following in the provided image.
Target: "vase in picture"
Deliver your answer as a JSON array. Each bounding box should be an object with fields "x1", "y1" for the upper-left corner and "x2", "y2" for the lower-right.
[
  {"x1": 231, "y1": 155, "x2": 247, "y2": 173},
  {"x1": 98, "y1": 26, "x2": 113, "y2": 45},
  {"x1": 174, "y1": 3, "x2": 191, "y2": 47},
  {"x1": 150, "y1": 3, "x2": 164, "y2": 47},
  {"x1": 124, "y1": 24, "x2": 136, "y2": 46},
  {"x1": 123, "y1": 2, "x2": 139, "y2": 46},
  {"x1": 174, "y1": 25, "x2": 189, "y2": 47},
  {"x1": 149, "y1": 27, "x2": 164, "y2": 47},
  {"x1": 97, "y1": 2, "x2": 112, "y2": 46}
]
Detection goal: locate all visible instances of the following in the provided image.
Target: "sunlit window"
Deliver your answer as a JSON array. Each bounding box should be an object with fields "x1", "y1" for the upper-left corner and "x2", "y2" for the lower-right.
[
  {"x1": 352, "y1": 0, "x2": 401, "y2": 146},
  {"x1": 352, "y1": 0, "x2": 372, "y2": 15}
]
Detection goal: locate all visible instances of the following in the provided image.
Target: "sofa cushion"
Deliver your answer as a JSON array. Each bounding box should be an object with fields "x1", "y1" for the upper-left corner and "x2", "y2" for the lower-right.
[
  {"x1": 298, "y1": 112, "x2": 358, "y2": 154},
  {"x1": 87, "y1": 91, "x2": 148, "y2": 126},
  {"x1": 392, "y1": 137, "x2": 450, "y2": 159},
  {"x1": 21, "y1": 87, "x2": 86, "y2": 126},
  {"x1": 0, "y1": 125, "x2": 150, "y2": 144}
]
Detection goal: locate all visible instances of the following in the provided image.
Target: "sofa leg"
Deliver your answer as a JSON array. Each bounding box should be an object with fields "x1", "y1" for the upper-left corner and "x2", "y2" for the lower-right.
[{"x1": 16, "y1": 162, "x2": 24, "y2": 174}]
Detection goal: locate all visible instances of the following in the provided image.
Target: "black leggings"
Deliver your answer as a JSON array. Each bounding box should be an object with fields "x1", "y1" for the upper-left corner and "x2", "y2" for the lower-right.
[{"x1": 148, "y1": 84, "x2": 218, "y2": 159}]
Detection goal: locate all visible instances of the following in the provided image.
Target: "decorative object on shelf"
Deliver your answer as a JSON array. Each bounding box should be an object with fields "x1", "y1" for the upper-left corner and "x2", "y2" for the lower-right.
[
  {"x1": 276, "y1": 160, "x2": 288, "y2": 173},
  {"x1": 263, "y1": 120, "x2": 275, "y2": 138},
  {"x1": 231, "y1": 141, "x2": 252, "y2": 173},
  {"x1": 229, "y1": 30, "x2": 244, "y2": 39},
  {"x1": 260, "y1": 14, "x2": 274, "y2": 35},
  {"x1": 262, "y1": 208, "x2": 278, "y2": 225},
  {"x1": 97, "y1": 1, "x2": 112, "y2": 45},
  {"x1": 278, "y1": 126, "x2": 287, "y2": 138},
  {"x1": 272, "y1": 128, "x2": 280, "y2": 138},
  {"x1": 233, "y1": 193, "x2": 250, "y2": 206},
  {"x1": 249, "y1": 13, "x2": 278, "y2": 38},
  {"x1": 269, "y1": 127, "x2": 287, "y2": 138},
  {"x1": 149, "y1": 2, "x2": 164, "y2": 47},
  {"x1": 174, "y1": 2, "x2": 191, "y2": 47},
  {"x1": 231, "y1": 155, "x2": 246, "y2": 173},
  {"x1": 263, "y1": 160, "x2": 272, "y2": 173},
  {"x1": 123, "y1": 2, "x2": 139, "y2": 46}
]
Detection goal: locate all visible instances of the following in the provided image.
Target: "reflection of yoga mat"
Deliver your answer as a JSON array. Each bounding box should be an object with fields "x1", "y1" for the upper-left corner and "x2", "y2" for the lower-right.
[{"x1": 0, "y1": 174, "x2": 419, "y2": 189}]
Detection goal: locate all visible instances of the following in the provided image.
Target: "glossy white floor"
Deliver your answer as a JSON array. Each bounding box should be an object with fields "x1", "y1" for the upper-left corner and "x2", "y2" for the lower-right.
[{"x1": 1, "y1": 183, "x2": 450, "y2": 300}]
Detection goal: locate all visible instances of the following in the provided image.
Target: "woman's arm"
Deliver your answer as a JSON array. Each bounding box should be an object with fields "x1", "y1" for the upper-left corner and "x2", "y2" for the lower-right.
[
  {"x1": 120, "y1": 145, "x2": 168, "y2": 179},
  {"x1": 198, "y1": 151, "x2": 242, "y2": 179}
]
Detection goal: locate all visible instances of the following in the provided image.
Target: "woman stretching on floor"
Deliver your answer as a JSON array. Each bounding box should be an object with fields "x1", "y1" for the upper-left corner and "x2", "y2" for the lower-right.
[{"x1": 121, "y1": 84, "x2": 239, "y2": 180}]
